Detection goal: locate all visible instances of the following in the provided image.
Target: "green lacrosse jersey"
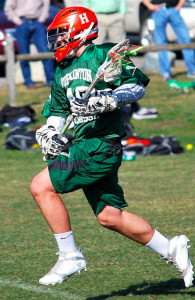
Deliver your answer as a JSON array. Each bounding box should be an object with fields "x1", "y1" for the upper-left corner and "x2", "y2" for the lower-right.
[{"x1": 49, "y1": 43, "x2": 150, "y2": 141}]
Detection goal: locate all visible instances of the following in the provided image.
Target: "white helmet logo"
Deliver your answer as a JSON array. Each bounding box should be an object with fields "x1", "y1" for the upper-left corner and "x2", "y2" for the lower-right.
[{"x1": 79, "y1": 13, "x2": 89, "y2": 24}]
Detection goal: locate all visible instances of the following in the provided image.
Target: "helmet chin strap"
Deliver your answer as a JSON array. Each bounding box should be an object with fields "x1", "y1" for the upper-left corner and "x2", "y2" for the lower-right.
[
  {"x1": 65, "y1": 49, "x2": 76, "y2": 59},
  {"x1": 65, "y1": 43, "x2": 87, "y2": 59}
]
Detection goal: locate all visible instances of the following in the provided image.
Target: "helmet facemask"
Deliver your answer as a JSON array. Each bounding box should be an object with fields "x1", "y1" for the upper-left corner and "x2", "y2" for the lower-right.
[
  {"x1": 47, "y1": 28, "x2": 70, "y2": 51},
  {"x1": 47, "y1": 15, "x2": 75, "y2": 61}
]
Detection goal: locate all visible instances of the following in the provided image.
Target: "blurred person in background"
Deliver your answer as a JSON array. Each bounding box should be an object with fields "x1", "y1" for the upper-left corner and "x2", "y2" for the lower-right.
[
  {"x1": 64, "y1": 0, "x2": 127, "y2": 44},
  {"x1": 4, "y1": 0, "x2": 55, "y2": 89},
  {"x1": 83, "y1": 0, "x2": 127, "y2": 44},
  {"x1": 142, "y1": 0, "x2": 195, "y2": 81}
]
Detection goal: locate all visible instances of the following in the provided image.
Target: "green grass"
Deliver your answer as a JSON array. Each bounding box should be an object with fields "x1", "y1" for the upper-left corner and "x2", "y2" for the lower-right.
[{"x1": 0, "y1": 68, "x2": 195, "y2": 299}]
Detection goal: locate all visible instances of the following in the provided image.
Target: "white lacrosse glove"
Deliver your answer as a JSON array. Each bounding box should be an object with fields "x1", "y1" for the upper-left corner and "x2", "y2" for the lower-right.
[
  {"x1": 71, "y1": 89, "x2": 117, "y2": 116},
  {"x1": 36, "y1": 125, "x2": 69, "y2": 156},
  {"x1": 71, "y1": 84, "x2": 145, "y2": 116}
]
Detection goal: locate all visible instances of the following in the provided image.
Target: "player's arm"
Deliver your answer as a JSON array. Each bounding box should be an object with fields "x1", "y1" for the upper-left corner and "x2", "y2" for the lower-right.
[
  {"x1": 36, "y1": 77, "x2": 71, "y2": 157},
  {"x1": 175, "y1": 0, "x2": 186, "y2": 10},
  {"x1": 36, "y1": 116, "x2": 69, "y2": 157},
  {"x1": 142, "y1": 0, "x2": 160, "y2": 12},
  {"x1": 70, "y1": 83, "x2": 145, "y2": 116}
]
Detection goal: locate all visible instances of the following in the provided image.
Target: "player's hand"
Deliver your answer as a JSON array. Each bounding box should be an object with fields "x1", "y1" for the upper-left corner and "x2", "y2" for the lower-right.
[
  {"x1": 36, "y1": 125, "x2": 69, "y2": 156},
  {"x1": 71, "y1": 90, "x2": 117, "y2": 116}
]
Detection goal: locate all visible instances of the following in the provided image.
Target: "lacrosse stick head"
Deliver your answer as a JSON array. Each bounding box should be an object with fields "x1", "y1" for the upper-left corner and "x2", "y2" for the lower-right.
[
  {"x1": 97, "y1": 39, "x2": 131, "y2": 82},
  {"x1": 103, "y1": 57, "x2": 122, "y2": 82}
]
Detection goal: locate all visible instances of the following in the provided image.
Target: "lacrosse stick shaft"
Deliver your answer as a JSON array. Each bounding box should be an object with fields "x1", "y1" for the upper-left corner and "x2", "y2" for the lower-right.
[
  {"x1": 83, "y1": 76, "x2": 100, "y2": 98},
  {"x1": 58, "y1": 114, "x2": 73, "y2": 139}
]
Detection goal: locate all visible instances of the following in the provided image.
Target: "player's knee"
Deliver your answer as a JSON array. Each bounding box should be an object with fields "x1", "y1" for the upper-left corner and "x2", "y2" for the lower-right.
[
  {"x1": 97, "y1": 213, "x2": 108, "y2": 227},
  {"x1": 30, "y1": 176, "x2": 39, "y2": 198},
  {"x1": 97, "y1": 207, "x2": 118, "y2": 228},
  {"x1": 30, "y1": 174, "x2": 45, "y2": 201}
]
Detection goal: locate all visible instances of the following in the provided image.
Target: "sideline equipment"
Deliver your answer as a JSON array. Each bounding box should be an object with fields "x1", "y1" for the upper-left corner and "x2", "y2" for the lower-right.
[{"x1": 167, "y1": 80, "x2": 195, "y2": 93}]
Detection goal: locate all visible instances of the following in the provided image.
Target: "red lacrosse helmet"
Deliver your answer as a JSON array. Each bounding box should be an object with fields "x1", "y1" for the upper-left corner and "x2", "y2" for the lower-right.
[{"x1": 47, "y1": 6, "x2": 98, "y2": 62}]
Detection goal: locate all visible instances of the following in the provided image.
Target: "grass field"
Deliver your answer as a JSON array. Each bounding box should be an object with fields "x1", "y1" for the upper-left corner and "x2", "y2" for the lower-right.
[{"x1": 0, "y1": 67, "x2": 195, "y2": 300}]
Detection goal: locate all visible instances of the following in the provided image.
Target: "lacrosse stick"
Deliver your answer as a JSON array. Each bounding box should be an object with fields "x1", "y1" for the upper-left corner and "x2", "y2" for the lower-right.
[
  {"x1": 58, "y1": 40, "x2": 145, "y2": 138},
  {"x1": 167, "y1": 80, "x2": 195, "y2": 93}
]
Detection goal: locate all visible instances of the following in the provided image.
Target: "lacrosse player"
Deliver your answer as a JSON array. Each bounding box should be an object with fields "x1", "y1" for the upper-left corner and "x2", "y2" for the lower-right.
[{"x1": 30, "y1": 6, "x2": 193, "y2": 287}]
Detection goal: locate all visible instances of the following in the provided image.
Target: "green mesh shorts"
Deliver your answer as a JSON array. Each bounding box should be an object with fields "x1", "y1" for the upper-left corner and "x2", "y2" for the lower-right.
[{"x1": 48, "y1": 137, "x2": 128, "y2": 216}]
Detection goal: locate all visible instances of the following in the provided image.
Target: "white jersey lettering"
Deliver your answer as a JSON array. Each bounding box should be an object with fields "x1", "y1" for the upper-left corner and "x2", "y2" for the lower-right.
[
  {"x1": 61, "y1": 68, "x2": 92, "y2": 88},
  {"x1": 74, "y1": 114, "x2": 100, "y2": 124}
]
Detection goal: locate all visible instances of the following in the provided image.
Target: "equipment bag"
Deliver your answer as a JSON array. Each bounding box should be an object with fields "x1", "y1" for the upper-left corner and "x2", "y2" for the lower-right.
[
  {"x1": 122, "y1": 135, "x2": 184, "y2": 156},
  {"x1": 4, "y1": 127, "x2": 40, "y2": 151},
  {"x1": 148, "y1": 135, "x2": 184, "y2": 154},
  {"x1": 0, "y1": 105, "x2": 36, "y2": 127}
]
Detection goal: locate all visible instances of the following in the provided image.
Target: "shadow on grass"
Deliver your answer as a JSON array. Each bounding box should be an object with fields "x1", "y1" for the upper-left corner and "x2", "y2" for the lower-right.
[
  {"x1": 172, "y1": 72, "x2": 187, "y2": 78},
  {"x1": 86, "y1": 279, "x2": 195, "y2": 300}
]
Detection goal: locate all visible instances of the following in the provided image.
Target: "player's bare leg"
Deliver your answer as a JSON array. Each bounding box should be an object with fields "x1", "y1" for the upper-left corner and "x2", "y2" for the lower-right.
[
  {"x1": 30, "y1": 167, "x2": 71, "y2": 233},
  {"x1": 97, "y1": 205, "x2": 193, "y2": 287},
  {"x1": 97, "y1": 204, "x2": 154, "y2": 244},
  {"x1": 30, "y1": 168, "x2": 87, "y2": 285}
]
